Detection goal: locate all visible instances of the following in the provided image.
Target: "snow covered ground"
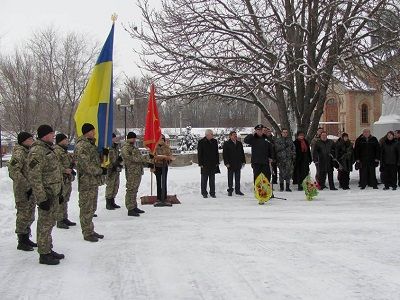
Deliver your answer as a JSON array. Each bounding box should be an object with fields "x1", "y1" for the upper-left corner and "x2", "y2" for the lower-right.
[{"x1": 1, "y1": 164, "x2": 400, "y2": 300}]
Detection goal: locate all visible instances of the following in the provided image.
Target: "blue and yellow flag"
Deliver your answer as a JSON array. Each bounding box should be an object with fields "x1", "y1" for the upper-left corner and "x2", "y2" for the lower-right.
[{"x1": 74, "y1": 24, "x2": 114, "y2": 151}]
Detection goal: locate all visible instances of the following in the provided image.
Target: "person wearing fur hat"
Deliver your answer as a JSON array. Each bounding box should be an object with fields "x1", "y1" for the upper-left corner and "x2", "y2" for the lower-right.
[
  {"x1": 74, "y1": 123, "x2": 106, "y2": 242},
  {"x1": 27, "y1": 125, "x2": 65, "y2": 265},
  {"x1": 8, "y1": 132, "x2": 37, "y2": 252},
  {"x1": 54, "y1": 133, "x2": 76, "y2": 229}
]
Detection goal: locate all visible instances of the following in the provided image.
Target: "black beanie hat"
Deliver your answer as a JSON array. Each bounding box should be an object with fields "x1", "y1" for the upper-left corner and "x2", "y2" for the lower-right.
[
  {"x1": 56, "y1": 133, "x2": 68, "y2": 145},
  {"x1": 37, "y1": 125, "x2": 54, "y2": 139},
  {"x1": 17, "y1": 132, "x2": 33, "y2": 145},
  {"x1": 82, "y1": 123, "x2": 95, "y2": 135},
  {"x1": 126, "y1": 132, "x2": 137, "y2": 139}
]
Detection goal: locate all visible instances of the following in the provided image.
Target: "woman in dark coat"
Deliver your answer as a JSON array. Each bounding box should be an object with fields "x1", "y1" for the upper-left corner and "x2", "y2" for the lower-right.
[
  {"x1": 380, "y1": 131, "x2": 399, "y2": 190},
  {"x1": 335, "y1": 133, "x2": 354, "y2": 190},
  {"x1": 293, "y1": 131, "x2": 312, "y2": 190},
  {"x1": 197, "y1": 129, "x2": 220, "y2": 198}
]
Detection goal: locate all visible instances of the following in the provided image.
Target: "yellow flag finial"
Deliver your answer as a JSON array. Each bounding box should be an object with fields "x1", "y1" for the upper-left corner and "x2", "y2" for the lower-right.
[{"x1": 111, "y1": 13, "x2": 118, "y2": 23}]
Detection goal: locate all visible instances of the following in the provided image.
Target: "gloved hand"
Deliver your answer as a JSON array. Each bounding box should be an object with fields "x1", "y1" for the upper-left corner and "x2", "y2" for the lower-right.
[
  {"x1": 374, "y1": 160, "x2": 379, "y2": 168},
  {"x1": 26, "y1": 188, "x2": 33, "y2": 199},
  {"x1": 116, "y1": 164, "x2": 123, "y2": 172},
  {"x1": 71, "y1": 169, "x2": 77, "y2": 176},
  {"x1": 38, "y1": 200, "x2": 51, "y2": 211},
  {"x1": 355, "y1": 161, "x2": 361, "y2": 170},
  {"x1": 59, "y1": 195, "x2": 64, "y2": 204},
  {"x1": 102, "y1": 167, "x2": 108, "y2": 175},
  {"x1": 117, "y1": 156, "x2": 123, "y2": 163},
  {"x1": 149, "y1": 153, "x2": 154, "y2": 159},
  {"x1": 102, "y1": 148, "x2": 109, "y2": 156},
  {"x1": 147, "y1": 163, "x2": 155, "y2": 169}
]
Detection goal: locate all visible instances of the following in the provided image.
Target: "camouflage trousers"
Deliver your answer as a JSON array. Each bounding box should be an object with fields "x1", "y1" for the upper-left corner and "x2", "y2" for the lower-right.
[
  {"x1": 79, "y1": 187, "x2": 98, "y2": 238},
  {"x1": 105, "y1": 171, "x2": 120, "y2": 199},
  {"x1": 277, "y1": 160, "x2": 294, "y2": 182},
  {"x1": 37, "y1": 198, "x2": 59, "y2": 254},
  {"x1": 15, "y1": 194, "x2": 36, "y2": 235},
  {"x1": 125, "y1": 174, "x2": 142, "y2": 210},
  {"x1": 57, "y1": 183, "x2": 72, "y2": 221}
]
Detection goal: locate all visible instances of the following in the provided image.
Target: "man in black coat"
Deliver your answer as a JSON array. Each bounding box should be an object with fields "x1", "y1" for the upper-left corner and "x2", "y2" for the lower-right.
[
  {"x1": 395, "y1": 130, "x2": 400, "y2": 187},
  {"x1": 354, "y1": 129, "x2": 380, "y2": 189},
  {"x1": 312, "y1": 131, "x2": 337, "y2": 190},
  {"x1": 380, "y1": 131, "x2": 399, "y2": 190},
  {"x1": 223, "y1": 131, "x2": 246, "y2": 196},
  {"x1": 244, "y1": 124, "x2": 273, "y2": 183},
  {"x1": 263, "y1": 127, "x2": 277, "y2": 184},
  {"x1": 335, "y1": 133, "x2": 354, "y2": 190},
  {"x1": 198, "y1": 129, "x2": 220, "y2": 198}
]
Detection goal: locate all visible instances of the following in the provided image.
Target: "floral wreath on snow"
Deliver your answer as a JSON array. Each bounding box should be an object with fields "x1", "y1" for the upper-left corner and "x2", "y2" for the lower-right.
[{"x1": 302, "y1": 174, "x2": 319, "y2": 201}]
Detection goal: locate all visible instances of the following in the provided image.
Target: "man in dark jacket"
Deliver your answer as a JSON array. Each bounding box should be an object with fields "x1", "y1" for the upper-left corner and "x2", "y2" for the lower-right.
[
  {"x1": 263, "y1": 127, "x2": 277, "y2": 183},
  {"x1": 335, "y1": 133, "x2": 354, "y2": 190},
  {"x1": 198, "y1": 129, "x2": 220, "y2": 198},
  {"x1": 395, "y1": 130, "x2": 400, "y2": 187},
  {"x1": 354, "y1": 129, "x2": 380, "y2": 189},
  {"x1": 244, "y1": 124, "x2": 273, "y2": 183},
  {"x1": 312, "y1": 131, "x2": 337, "y2": 190},
  {"x1": 223, "y1": 131, "x2": 246, "y2": 196},
  {"x1": 380, "y1": 131, "x2": 399, "y2": 190}
]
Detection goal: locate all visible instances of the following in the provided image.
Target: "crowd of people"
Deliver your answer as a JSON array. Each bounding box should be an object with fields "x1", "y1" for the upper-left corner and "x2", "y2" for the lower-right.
[
  {"x1": 7, "y1": 122, "x2": 400, "y2": 265},
  {"x1": 199, "y1": 125, "x2": 400, "y2": 198},
  {"x1": 8, "y1": 123, "x2": 172, "y2": 265}
]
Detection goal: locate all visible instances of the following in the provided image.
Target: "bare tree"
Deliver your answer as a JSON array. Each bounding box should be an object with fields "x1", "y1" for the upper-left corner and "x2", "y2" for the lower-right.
[
  {"x1": 29, "y1": 28, "x2": 99, "y2": 138},
  {"x1": 0, "y1": 50, "x2": 43, "y2": 134},
  {"x1": 128, "y1": 0, "x2": 400, "y2": 139}
]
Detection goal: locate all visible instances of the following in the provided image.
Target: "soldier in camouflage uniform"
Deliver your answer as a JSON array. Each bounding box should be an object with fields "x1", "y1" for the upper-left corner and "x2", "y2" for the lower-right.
[
  {"x1": 8, "y1": 132, "x2": 37, "y2": 251},
  {"x1": 105, "y1": 133, "x2": 123, "y2": 210},
  {"x1": 28, "y1": 125, "x2": 64, "y2": 265},
  {"x1": 54, "y1": 133, "x2": 77, "y2": 229},
  {"x1": 275, "y1": 128, "x2": 296, "y2": 192},
  {"x1": 74, "y1": 123, "x2": 106, "y2": 242},
  {"x1": 121, "y1": 132, "x2": 153, "y2": 217}
]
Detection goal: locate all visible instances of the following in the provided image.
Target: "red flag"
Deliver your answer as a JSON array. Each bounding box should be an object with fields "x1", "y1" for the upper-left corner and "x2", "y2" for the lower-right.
[{"x1": 143, "y1": 83, "x2": 161, "y2": 154}]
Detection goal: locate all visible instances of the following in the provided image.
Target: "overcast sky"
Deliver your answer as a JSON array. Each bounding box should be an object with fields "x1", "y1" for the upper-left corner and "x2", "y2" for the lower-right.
[{"x1": 0, "y1": 0, "x2": 160, "y2": 80}]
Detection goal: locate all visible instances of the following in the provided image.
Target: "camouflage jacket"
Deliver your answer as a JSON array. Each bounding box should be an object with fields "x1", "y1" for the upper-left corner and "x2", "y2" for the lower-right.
[
  {"x1": 74, "y1": 136, "x2": 103, "y2": 188},
  {"x1": 275, "y1": 137, "x2": 295, "y2": 162},
  {"x1": 8, "y1": 144, "x2": 31, "y2": 194},
  {"x1": 54, "y1": 144, "x2": 75, "y2": 184},
  {"x1": 121, "y1": 142, "x2": 151, "y2": 176},
  {"x1": 108, "y1": 143, "x2": 121, "y2": 172},
  {"x1": 27, "y1": 140, "x2": 63, "y2": 204},
  {"x1": 154, "y1": 143, "x2": 172, "y2": 167}
]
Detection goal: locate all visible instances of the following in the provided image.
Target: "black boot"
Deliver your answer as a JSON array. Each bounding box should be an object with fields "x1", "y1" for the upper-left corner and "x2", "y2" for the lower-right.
[
  {"x1": 279, "y1": 183, "x2": 284, "y2": 192},
  {"x1": 133, "y1": 207, "x2": 145, "y2": 214},
  {"x1": 25, "y1": 232, "x2": 37, "y2": 247},
  {"x1": 84, "y1": 235, "x2": 99, "y2": 242},
  {"x1": 39, "y1": 253, "x2": 60, "y2": 265},
  {"x1": 106, "y1": 198, "x2": 115, "y2": 210},
  {"x1": 111, "y1": 198, "x2": 121, "y2": 209},
  {"x1": 128, "y1": 209, "x2": 140, "y2": 217},
  {"x1": 57, "y1": 220, "x2": 69, "y2": 229},
  {"x1": 51, "y1": 250, "x2": 65, "y2": 260},
  {"x1": 63, "y1": 218, "x2": 76, "y2": 226},
  {"x1": 17, "y1": 234, "x2": 34, "y2": 251},
  {"x1": 285, "y1": 182, "x2": 292, "y2": 192},
  {"x1": 93, "y1": 232, "x2": 104, "y2": 239}
]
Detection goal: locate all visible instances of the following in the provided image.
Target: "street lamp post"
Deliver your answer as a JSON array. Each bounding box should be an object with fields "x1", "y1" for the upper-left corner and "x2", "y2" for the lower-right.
[{"x1": 116, "y1": 98, "x2": 135, "y2": 139}]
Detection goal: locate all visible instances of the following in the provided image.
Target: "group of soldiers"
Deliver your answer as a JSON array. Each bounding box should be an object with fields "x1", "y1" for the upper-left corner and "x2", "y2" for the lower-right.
[
  {"x1": 8, "y1": 123, "x2": 154, "y2": 265},
  {"x1": 198, "y1": 125, "x2": 400, "y2": 198}
]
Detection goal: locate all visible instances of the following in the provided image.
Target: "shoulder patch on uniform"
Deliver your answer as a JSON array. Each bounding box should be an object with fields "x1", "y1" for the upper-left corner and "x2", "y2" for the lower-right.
[{"x1": 29, "y1": 159, "x2": 39, "y2": 169}]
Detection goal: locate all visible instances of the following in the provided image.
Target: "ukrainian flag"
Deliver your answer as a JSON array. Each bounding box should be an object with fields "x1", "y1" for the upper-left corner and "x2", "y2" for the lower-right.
[{"x1": 74, "y1": 24, "x2": 114, "y2": 151}]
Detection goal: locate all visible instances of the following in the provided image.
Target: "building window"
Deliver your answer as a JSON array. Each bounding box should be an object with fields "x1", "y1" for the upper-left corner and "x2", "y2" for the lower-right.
[{"x1": 361, "y1": 104, "x2": 369, "y2": 124}]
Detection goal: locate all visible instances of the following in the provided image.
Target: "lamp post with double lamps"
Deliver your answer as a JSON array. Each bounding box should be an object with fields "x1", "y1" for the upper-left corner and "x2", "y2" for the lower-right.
[{"x1": 116, "y1": 98, "x2": 135, "y2": 139}]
